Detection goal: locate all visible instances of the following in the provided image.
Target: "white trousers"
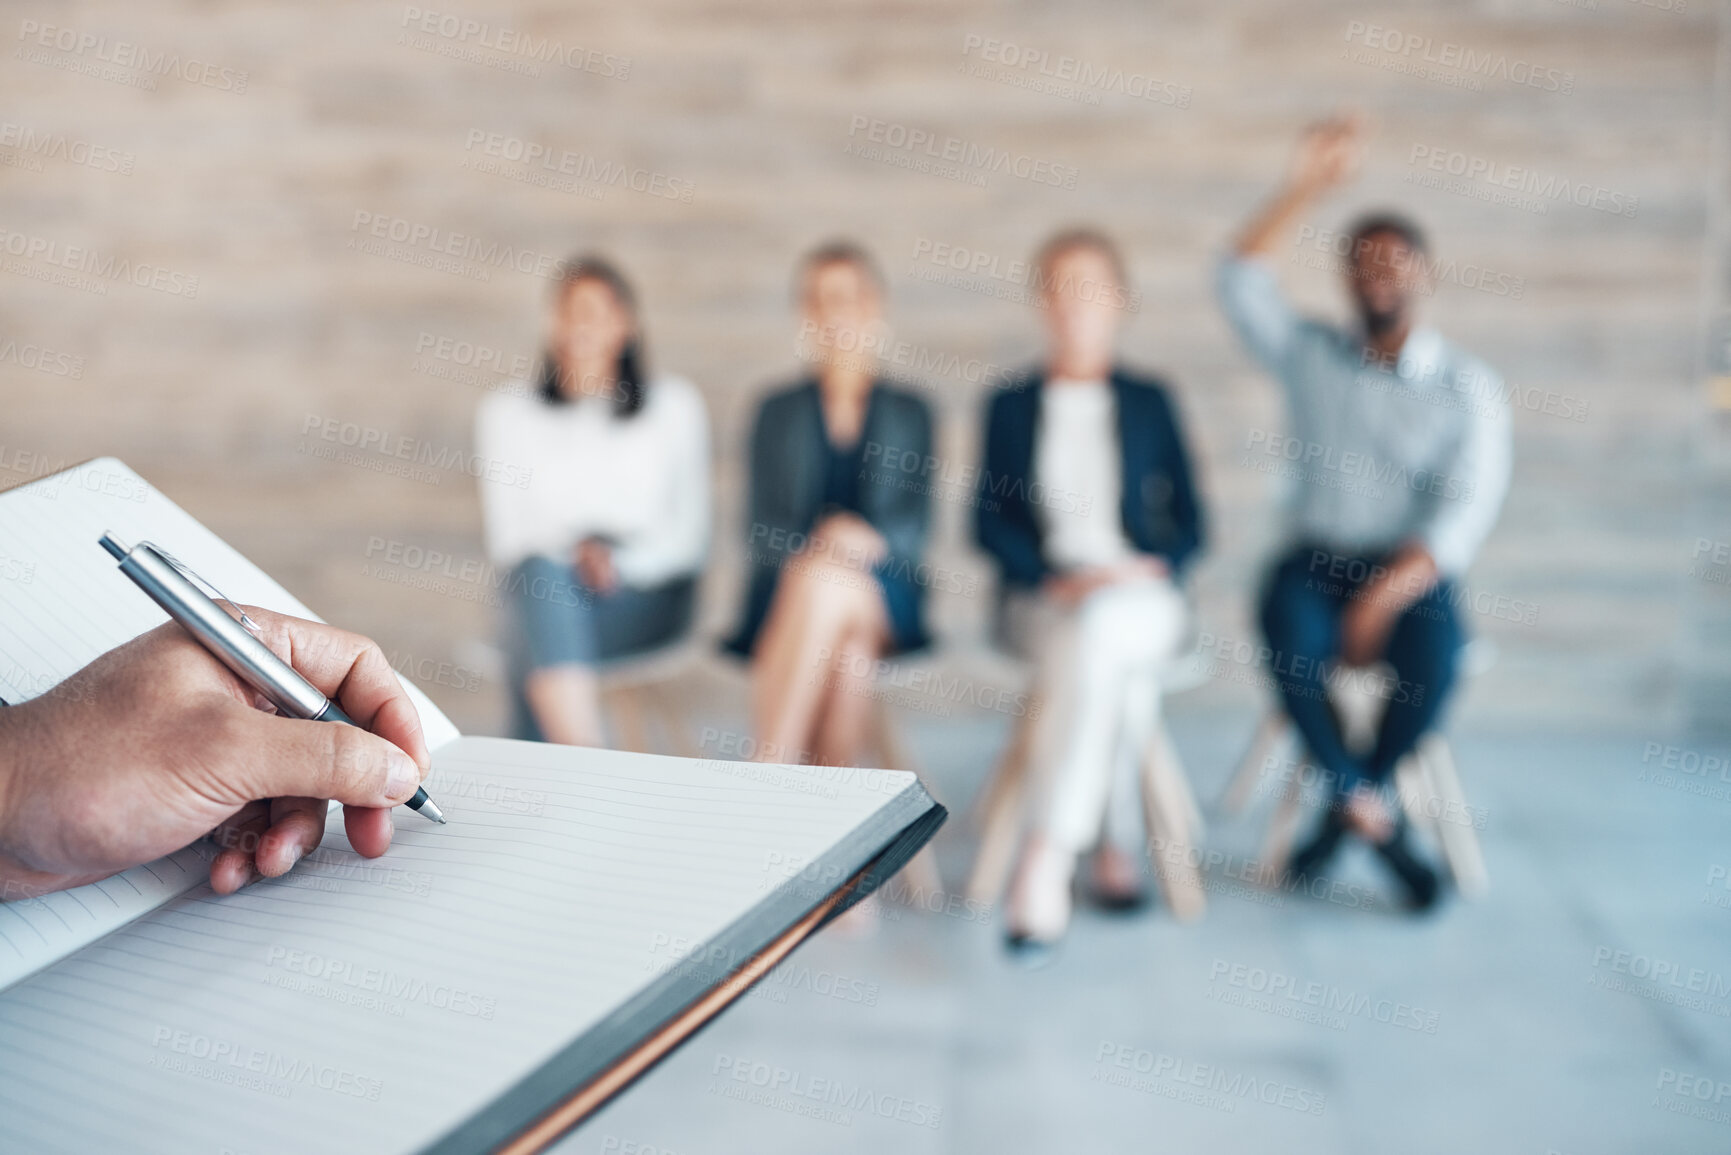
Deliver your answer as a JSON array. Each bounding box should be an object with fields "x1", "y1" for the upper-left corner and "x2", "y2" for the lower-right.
[{"x1": 1004, "y1": 577, "x2": 1187, "y2": 854}]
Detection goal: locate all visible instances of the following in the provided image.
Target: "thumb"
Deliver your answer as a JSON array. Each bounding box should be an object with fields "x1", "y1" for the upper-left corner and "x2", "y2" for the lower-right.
[{"x1": 226, "y1": 709, "x2": 424, "y2": 808}]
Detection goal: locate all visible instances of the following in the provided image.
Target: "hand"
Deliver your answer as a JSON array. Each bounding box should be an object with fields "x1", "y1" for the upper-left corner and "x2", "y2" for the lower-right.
[
  {"x1": 574, "y1": 537, "x2": 618, "y2": 593},
  {"x1": 808, "y1": 512, "x2": 888, "y2": 570},
  {"x1": 1288, "y1": 112, "x2": 1366, "y2": 195},
  {"x1": 1043, "y1": 571, "x2": 1102, "y2": 608},
  {"x1": 1339, "y1": 543, "x2": 1437, "y2": 666},
  {"x1": 1114, "y1": 554, "x2": 1170, "y2": 583},
  {"x1": 1234, "y1": 112, "x2": 1368, "y2": 260},
  {"x1": 1043, "y1": 555, "x2": 1168, "y2": 608},
  {"x1": 0, "y1": 608, "x2": 430, "y2": 900},
  {"x1": 1339, "y1": 597, "x2": 1396, "y2": 667},
  {"x1": 1342, "y1": 783, "x2": 1395, "y2": 844}
]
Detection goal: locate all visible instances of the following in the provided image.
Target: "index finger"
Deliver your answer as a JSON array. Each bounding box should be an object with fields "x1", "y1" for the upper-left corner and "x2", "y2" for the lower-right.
[{"x1": 236, "y1": 605, "x2": 432, "y2": 773}]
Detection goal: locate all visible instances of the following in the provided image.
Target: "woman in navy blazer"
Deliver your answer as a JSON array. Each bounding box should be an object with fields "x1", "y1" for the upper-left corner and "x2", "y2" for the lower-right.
[
  {"x1": 977, "y1": 369, "x2": 1203, "y2": 588},
  {"x1": 974, "y1": 229, "x2": 1205, "y2": 958},
  {"x1": 726, "y1": 242, "x2": 934, "y2": 770}
]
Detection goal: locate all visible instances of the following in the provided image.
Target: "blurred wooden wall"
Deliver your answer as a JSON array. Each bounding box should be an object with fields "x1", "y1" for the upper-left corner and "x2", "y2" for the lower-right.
[{"x1": 0, "y1": 0, "x2": 1716, "y2": 735}]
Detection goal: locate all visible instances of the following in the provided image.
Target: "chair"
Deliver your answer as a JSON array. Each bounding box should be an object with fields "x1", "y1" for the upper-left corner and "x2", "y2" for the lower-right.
[
  {"x1": 595, "y1": 640, "x2": 704, "y2": 756},
  {"x1": 703, "y1": 646, "x2": 948, "y2": 907},
  {"x1": 962, "y1": 645, "x2": 1211, "y2": 923},
  {"x1": 1216, "y1": 639, "x2": 1494, "y2": 897},
  {"x1": 491, "y1": 602, "x2": 948, "y2": 898},
  {"x1": 488, "y1": 622, "x2": 703, "y2": 756},
  {"x1": 857, "y1": 686, "x2": 947, "y2": 905}
]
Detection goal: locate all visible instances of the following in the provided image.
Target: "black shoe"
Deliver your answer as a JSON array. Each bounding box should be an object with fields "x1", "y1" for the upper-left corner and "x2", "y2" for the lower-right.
[
  {"x1": 1003, "y1": 930, "x2": 1062, "y2": 969},
  {"x1": 1084, "y1": 852, "x2": 1151, "y2": 914},
  {"x1": 1087, "y1": 884, "x2": 1150, "y2": 914},
  {"x1": 1285, "y1": 806, "x2": 1348, "y2": 885},
  {"x1": 1372, "y1": 827, "x2": 1444, "y2": 913}
]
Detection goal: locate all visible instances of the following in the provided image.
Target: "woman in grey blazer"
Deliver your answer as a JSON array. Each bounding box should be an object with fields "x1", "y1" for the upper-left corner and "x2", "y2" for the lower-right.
[{"x1": 724, "y1": 242, "x2": 934, "y2": 768}]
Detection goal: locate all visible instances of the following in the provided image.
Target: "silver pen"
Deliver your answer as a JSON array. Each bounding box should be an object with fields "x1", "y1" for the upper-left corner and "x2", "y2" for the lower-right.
[{"x1": 99, "y1": 532, "x2": 447, "y2": 824}]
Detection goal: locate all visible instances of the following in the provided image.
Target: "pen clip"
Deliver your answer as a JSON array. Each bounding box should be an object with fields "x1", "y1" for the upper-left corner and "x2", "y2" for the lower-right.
[{"x1": 142, "y1": 541, "x2": 264, "y2": 639}]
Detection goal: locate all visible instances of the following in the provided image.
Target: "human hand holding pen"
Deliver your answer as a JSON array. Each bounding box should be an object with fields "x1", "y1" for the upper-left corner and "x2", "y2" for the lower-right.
[{"x1": 0, "y1": 607, "x2": 431, "y2": 899}]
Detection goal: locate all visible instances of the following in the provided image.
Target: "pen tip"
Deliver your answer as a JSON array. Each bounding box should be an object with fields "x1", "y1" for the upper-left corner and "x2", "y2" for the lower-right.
[{"x1": 419, "y1": 798, "x2": 448, "y2": 825}]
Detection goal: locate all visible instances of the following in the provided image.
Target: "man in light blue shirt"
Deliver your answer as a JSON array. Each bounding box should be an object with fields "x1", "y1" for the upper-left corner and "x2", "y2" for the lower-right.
[{"x1": 1217, "y1": 115, "x2": 1511, "y2": 910}]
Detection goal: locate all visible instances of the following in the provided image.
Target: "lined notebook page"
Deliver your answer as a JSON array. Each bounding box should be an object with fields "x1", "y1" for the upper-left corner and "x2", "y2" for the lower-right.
[
  {"x1": 0, "y1": 458, "x2": 461, "y2": 989},
  {"x1": 0, "y1": 736, "x2": 919, "y2": 1154}
]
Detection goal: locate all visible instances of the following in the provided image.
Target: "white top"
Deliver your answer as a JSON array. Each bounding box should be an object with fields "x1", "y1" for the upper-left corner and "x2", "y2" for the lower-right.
[
  {"x1": 1217, "y1": 257, "x2": 1511, "y2": 574},
  {"x1": 475, "y1": 375, "x2": 710, "y2": 585},
  {"x1": 1034, "y1": 377, "x2": 1134, "y2": 571}
]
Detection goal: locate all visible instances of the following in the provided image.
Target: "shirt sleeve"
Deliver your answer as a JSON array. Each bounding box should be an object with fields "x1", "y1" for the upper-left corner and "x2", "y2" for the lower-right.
[
  {"x1": 1215, "y1": 254, "x2": 1304, "y2": 376},
  {"x1": 609, "y1": 380, "x2": 712, "y2": 586},
  {"x1": 1412, "y1": 362, "x2": 1513, "y2": 575}
]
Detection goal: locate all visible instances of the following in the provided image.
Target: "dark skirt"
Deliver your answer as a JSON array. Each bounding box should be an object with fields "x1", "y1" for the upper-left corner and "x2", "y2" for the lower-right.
[{"x1": 722, "y1": 557, "x2": 928, "y2": 660}]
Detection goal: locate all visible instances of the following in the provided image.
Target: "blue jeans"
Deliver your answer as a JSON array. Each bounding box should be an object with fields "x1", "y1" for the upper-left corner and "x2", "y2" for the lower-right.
[
  {"x1": 505, "y1": 556, "x2": 697, "y2": 741},
  {"x1": 1258, "y1": 545, "x2": 1462, "y2": 798}
]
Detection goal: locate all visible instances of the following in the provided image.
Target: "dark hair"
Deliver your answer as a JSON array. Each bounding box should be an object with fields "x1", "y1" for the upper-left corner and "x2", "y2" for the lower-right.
[
  {"x1": 1346, "y1": 212, "x2": 1430, "y2": 266},
  {"x1": 792, "y1": 240, "x2": 885, "y2": 304},
  {"x1": 537, "y1": 254, "x2": 647, "y2": 418},
  {"x1": 1032, "y1": 227, "x2": 1129, "y2": 290}
]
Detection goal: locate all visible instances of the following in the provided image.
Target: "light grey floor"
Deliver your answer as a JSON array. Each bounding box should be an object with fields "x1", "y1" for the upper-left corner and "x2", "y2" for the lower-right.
[{"x1": 554, "y1": 709, "x2": 1731, "y2": 1155}]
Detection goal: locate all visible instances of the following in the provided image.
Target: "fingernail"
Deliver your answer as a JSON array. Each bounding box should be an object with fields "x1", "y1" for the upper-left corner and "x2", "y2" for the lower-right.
[
  {"x1": 386, "y1": 752, "x2": 420, "y2": 801},
  {"x1": 285, "y1": 845, "x2": 304, "y2": 868}
]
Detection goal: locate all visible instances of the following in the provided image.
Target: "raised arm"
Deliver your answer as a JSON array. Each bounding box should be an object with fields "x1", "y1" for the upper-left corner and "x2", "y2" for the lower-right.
[
  {"x1": 1233, "y1": 113, "x2": 1366, "y2": 259},
  {"x1": 1218, "y1": 114, "x2": 1367, "y2": 374}
]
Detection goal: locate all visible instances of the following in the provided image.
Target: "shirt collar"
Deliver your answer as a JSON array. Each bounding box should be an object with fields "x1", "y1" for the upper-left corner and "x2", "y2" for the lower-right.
[{"x1": 1393, "y1": 326, "x2": 1446, "y2": 380}]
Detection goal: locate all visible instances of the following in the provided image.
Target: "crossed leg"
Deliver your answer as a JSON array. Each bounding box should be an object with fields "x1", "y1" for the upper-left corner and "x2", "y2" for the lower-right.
[
  {"x1": 1007, "y1": 578, "x2": 1186, "y2": 945},
  {"x1": 751, "y1": 551, "x2": 891, "y2": 767}
]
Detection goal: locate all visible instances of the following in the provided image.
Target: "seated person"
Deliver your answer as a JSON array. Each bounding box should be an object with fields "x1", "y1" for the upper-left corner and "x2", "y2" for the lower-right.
[
  {"x1": 1216, "y1": 115, "x2": 1511, "y2": 909},
  {"x1": 976, "y1": 229, "x2": 1205, "y2": 955},
  {"x1": 477, "y1": 255, "x2": 709, "y2": 745},
  {"x1": 724, "y1": 241, "x2": 933, "y2": 769}
]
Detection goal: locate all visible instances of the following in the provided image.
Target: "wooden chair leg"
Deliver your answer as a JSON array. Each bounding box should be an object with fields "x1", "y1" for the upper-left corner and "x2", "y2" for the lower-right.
[
  {"x1": 1260, "y1": 774, "x2": 1307, "y2": 884},
  {"x1": 649, "y1": 687, "x2": 696, "y2": 759},
  {"x1": 899, "y1": 848, "x2": 944, "y2": 904},
  {"x1": 1393, "y1": 753, "x2": 1440, "y2": 842},
  {"x1": 606, "y1": 687, "x2": 651, "y2": 754},
  {"x1": 964, "y1": 711, "x2": 1035, "y2": 906},
  {"x1": 969, "y1": 702, "x2": 1035, "y2": 824},
  {"x1": 1141, "y1": 738, "x2": 1206, "y2": 922},
  {"x1": 1417, "y1": 734, "x2": 1489, "y2": 898},
  {"x1": 1149, "y1": 720, "x2": 1205, "y2": 842},
  {"x1": 1219, "y1": 711, "x2": 1290, "y2": 817},
  {"x1": 869, "y1": 700, "x2": 913, "y2": 773},
  {"x1": 862, "y1": 701, "x2": 946, "y2": 905}
]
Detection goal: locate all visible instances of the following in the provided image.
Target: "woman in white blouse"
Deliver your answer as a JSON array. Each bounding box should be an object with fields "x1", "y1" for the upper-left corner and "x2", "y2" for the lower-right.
[{"x1": 476, "y1": 256, "x2": 709, "y2": 746}]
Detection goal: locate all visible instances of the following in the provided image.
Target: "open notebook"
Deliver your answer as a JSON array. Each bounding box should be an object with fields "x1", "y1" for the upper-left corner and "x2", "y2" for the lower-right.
[{"x1": 0, "y1": 459, "x2": 944, "y2": 1154}]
